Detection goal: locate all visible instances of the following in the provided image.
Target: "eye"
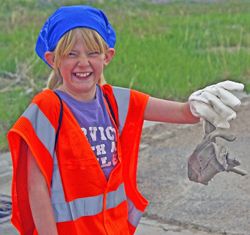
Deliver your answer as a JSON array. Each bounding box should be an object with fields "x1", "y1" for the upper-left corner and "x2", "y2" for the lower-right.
[
  {"x1": 68, "y1": 51, "x2": 77, "y2": 57},
  {"x1": 87, "y1": 51, "x2": 100, "y2": 57}
]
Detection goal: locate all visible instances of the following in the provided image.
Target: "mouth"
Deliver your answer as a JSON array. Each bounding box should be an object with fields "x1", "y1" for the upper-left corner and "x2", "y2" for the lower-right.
[{"x1": 73, "y1": 72, "x2": 92, "y2": 80}]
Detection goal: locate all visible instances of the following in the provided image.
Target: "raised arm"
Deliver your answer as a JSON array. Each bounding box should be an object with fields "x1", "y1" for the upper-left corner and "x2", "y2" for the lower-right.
[
  {"x1": 144, "y1": 81, "x2": 244, "y2": 128},
  {"x1": 144, "y1": 96, "x2": 199, "y2": 124},
  {"x1": 27, "y1": 148, "x2": 58, "y2": 235}
]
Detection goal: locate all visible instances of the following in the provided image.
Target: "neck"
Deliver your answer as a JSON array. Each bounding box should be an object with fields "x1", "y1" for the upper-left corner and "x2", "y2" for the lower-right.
[{"x1": 57, "y1": 86, "x2": 97, "y2": 102}]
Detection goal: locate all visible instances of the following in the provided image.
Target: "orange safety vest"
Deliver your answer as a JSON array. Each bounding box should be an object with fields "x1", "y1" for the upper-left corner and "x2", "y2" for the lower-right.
[{"x1": 7, "y1": 84, "x2": 149, "y2": 235}]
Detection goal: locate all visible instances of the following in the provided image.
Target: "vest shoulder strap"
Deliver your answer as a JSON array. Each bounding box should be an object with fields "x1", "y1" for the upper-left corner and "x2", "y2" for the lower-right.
[
  {"x1": 102, "y1": 84, "x2": 131, "y2": 134},
  {"x1": 53, "y1": 91, "x2": 64, "y2": 149}
]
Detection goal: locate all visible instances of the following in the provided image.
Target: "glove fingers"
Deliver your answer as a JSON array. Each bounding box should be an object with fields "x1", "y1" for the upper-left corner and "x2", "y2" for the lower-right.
[
  {"x1": 188, "y1": 89, "x2": 208, "y2": 103},
  {"x1": 191, "y1": 91, "x2": 237, "y2": 120},
  {"x1": 188, "y1": 80, "x2": 244, "y2": 129},
  {"x1": 204, "y1": 91, "x2": 236, "y2": 119},
  {"x1": 190, "y1": 101, "x2": 230, "y2": 128},
  {"x1": 216, "y1": 80, "x2": 245, "y2": 91},
  {"x1": 205, "y1": 86, "x2": 241, "y2": 107}
]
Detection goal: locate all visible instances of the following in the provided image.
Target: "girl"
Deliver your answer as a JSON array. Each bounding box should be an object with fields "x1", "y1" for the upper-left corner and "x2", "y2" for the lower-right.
[{"x1": 7, "y1": 5, "x2": 244, "y2": 235}]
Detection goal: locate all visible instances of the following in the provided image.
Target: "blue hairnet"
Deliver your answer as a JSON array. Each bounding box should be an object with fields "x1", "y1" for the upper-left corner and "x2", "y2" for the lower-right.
[{"x1": 35, "y1": 5, "x2": 116, "y2": 65}]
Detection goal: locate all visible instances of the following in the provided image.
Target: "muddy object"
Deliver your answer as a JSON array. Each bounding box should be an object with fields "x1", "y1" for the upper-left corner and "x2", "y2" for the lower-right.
[{"x1": 188, "y1": 121, "x2": 247, "y2": 185}]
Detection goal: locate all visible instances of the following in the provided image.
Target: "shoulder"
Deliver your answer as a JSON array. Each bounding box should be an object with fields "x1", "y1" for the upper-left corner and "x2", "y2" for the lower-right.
[
  {"x1": 102, "y1": 84, "x2": 148, "y2": 97},
  {"x1": 102, "y1": 84, "x2": 149, "y2": 125},
  {"x1": 30, "y1": 89, "x2": 61, "y2": 123},
  {"x1": 102, "y1": 84, "x2": 149, "y2": 107},
  {"x1": 32, "y1": 89, "x2": 59, "y2": 107}
]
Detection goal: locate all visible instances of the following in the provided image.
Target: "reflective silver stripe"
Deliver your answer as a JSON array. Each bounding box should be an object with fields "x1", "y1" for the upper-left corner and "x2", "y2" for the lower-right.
[
  {"x1": 53, "y1": 193, "x2": 104, "y2": 222},
  {"x1": 112, "y1": 87, "x2": 130, "y2": 133},
  {"x1": 112, "y1": 87, "x2": 144, "y2": 227},
  {"x1": 51, "y1": 161, "x2": 127, "y2": 222},
  {"x1": 22, "y1": 103, "x2": 55, "y2": 157},
  {"x1": 127, "y1": 198, "x2": 143, "y2": 227},
  {"x1": 106, "y1": 183, "x2": 126, "y2": 210}
]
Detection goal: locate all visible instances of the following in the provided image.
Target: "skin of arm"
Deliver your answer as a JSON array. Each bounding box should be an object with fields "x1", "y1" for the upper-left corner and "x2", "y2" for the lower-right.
[
  {"x1": 144, "y1": 96, "x2": 200, "y2": 124},
  {"x1": 27, "y1": 148, "x2": 58, "y2": 235}
]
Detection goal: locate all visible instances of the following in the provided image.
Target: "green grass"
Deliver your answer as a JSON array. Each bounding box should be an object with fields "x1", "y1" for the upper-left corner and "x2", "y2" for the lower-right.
[
  {"x1": 1, "y1": 0, "x2": 250, "y2": 151},
  {"x1": 0, "y1": 89, "x2": 32, "y2": 151}
]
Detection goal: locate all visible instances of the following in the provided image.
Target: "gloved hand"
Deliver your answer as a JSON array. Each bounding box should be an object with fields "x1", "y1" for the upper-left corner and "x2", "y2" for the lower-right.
[
  {"x1": 188, "y1": 80, "x2": 244, "y2": 128},
  {"x1": 188, "y1": 120, "x2": 247, "y2": 185}
]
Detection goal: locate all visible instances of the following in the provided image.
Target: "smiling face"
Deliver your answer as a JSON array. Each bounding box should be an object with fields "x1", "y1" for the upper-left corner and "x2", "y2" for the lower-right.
[
  {"x1": 59, "y1": 31, "x2": 106, "y2": 101},
  {"x1": 45, "y1": 28, "x2": 115, "y2": 101}
]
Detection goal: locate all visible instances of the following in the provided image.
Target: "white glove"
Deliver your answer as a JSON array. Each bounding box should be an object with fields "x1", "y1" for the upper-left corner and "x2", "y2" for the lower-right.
[{"x1": 189, "y1": 80, "x2": 244, "y2": 128}]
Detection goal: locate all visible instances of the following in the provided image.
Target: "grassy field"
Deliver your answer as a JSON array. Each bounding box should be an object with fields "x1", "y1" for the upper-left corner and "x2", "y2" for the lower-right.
[{"x1": 0, "y1": 0, "x2": 250, "y2": 151}]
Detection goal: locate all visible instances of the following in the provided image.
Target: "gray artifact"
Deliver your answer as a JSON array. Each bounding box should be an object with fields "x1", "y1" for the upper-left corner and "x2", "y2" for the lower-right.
[{"x1": 188, "y1": 120, "x2": 247, "y2": 185}]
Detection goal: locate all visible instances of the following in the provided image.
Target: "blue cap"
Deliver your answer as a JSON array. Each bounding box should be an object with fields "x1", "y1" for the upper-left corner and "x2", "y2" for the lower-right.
[{"x1": 35, "y1": 5, "x2": 116, "y2": 65}]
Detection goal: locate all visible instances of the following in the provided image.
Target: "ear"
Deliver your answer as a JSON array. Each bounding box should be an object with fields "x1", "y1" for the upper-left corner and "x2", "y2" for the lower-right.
[
  {"x1": 44, "y1": 51, "x2": 55, "y2": 67},
  {"x1": 104, "y1": 48, "x2": 115, "y2": 66}
]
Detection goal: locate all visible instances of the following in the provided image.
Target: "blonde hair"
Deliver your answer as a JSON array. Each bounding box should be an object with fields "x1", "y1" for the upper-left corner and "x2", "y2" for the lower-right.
[{"x1": 47, "y1": 28, "x2": 109, "y2": 89}]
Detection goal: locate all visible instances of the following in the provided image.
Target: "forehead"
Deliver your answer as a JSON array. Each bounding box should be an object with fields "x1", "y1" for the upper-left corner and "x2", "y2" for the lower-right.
[
  {"x1": 71, "y1": 33, "x2": 87, "y2": 49},
  {"x1": 70, "y1": 29, "x2": 100, "y2": 51}
]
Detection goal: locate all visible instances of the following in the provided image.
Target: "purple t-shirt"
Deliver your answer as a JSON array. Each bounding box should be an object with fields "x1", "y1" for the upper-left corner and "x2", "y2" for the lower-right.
[{"x1": 55, "y1": 86, "x2": 118, "y2": 179}]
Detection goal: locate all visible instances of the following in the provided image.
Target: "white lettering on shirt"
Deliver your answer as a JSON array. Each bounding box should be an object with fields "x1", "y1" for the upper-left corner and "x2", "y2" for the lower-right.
[
  {"x1": 98, "y1": 127, "x2": 107, "y2": 141},
  {"x1": 81, "y1": 127, "x2": 87, "y2": 136},
  {"x1": 89, "y1": 127, "x2": 98, "y2": 141},
  {"x1": 106, "y1": 126, "x2": 115, "y2": 140},
  {"x1": 99, "y1": 156, "x2": 112, "y2": 168},
  {"x1": 81, "y1": 126, "x2": 118, "y2": 170},
  {"x1": 82, "y1": 126, "x2": 116, "y2": 142},
  {"x1": 94, "y1": 144, "x2": 107, "y2": 156},
  {"x1": 111, "y1": 141, "x2": 116, "y2": 153}
]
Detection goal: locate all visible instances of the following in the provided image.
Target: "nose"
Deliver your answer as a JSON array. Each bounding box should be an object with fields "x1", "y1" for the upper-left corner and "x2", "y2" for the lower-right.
[{"x1": 77, "y1": 54, "x2": 90, "y2": 66}]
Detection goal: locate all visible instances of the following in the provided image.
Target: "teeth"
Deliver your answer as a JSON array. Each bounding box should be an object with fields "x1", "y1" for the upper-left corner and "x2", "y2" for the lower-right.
[{"x1": 75, "y1": 72, "x2": 91, "y2": 78}]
